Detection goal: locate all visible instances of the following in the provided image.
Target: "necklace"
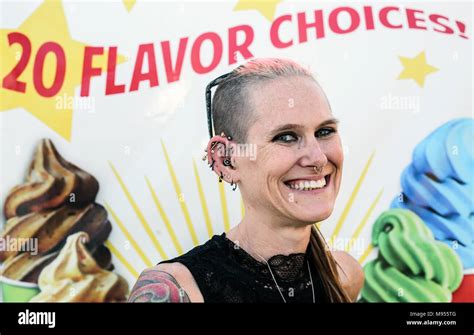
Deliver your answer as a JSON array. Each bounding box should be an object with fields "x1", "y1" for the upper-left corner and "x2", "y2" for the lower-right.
[
  {"x1": 235, "y1": 226, "x2": 316, "y2": 303},
  {"x1": 254, "y1": 251, "x2": 316, "y2": 303}
]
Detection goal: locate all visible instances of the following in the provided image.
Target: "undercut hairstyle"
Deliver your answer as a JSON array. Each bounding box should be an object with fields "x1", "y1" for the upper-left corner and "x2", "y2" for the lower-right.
[
  {"x1": 210, "y1": 58, "x2": 350, "y2": 302},
  {"x1": 211, "y1": 58, "x2": 315, "y2": 143}
]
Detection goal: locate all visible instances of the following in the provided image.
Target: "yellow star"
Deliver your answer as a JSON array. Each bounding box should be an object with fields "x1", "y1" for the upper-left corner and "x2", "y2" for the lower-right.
[
  {"x1": 0, "y1": 0, "x2": 121, "y2": 141},
  {"x1": 123, "y1": 0, "x2": 137, "y2": 12},
  {"x1": 233, "y1": 0, "x2": 283, "y2": 21},
  {"x1": 397, "y1": 51, "x2": 439, "y2": 88}
]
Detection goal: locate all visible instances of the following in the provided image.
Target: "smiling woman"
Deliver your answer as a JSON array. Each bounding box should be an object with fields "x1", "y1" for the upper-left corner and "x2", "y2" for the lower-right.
[{"x1": 128, "y1": 58, "x2": 364, "y2": 303}]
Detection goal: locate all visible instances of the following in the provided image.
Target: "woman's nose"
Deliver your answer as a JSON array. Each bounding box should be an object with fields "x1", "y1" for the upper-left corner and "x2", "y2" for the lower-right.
[{"x1": 299, "y1": 137, "x2": 328, "y2": 169}]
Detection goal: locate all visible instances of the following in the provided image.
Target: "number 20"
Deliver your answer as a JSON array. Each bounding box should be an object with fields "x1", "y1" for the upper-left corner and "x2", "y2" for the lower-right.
[{"x1": 2, "y1": 32, "x2": 66, "y2": 97}]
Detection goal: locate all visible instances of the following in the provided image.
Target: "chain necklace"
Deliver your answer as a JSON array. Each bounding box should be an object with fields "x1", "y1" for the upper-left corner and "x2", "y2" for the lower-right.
[
  {"x1": 237, "y1": 226, "x2": 316, "y2": 303},
  {"x1": 254, "y1": 250, "x2": 316, "y2": 303}
]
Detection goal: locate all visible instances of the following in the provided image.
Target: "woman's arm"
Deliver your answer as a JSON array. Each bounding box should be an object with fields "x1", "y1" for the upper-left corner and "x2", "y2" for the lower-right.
[{"x1": 128, "y1": 263, "x2": 203, "y2": 302}]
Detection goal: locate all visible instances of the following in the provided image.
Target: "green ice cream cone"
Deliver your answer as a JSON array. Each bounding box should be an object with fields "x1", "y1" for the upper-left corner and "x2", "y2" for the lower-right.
[{"x1": 362, "y1": 209, "x2": 463, "y2": 302}]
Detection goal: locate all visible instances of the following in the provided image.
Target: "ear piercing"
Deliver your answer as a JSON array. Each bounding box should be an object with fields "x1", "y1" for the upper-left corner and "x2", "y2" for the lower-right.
[
  {"x1": 219, "y1": 172, "x2": 236, "y2": 190},
  {"x1": 220, "y1": 132, "x2": 232, "y2": 141},
  {"x1": 202, "y1": 132, "x2": 236, "y2": 189},
  {"x1": 202, "y1": 132, "x2": 232, "y2": 161}
]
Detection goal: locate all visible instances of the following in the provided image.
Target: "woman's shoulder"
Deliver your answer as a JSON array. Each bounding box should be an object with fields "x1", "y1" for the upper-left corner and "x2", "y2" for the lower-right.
[
  {"x1": 128, "y1": 261, "x2": 204, "y2": 302},
  {"x1": 175, "y1": 233, "x2": 226, "y2": 259},
  {"x1": 331, "y1": 250, "x2": 365, "y2": 302},
  {"x1": 128, "y1": 234, "x2": 228, "y2": 303}
]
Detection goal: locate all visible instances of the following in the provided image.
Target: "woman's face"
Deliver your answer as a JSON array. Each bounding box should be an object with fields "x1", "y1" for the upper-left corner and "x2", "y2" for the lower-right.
[{"x1": 236, "y1": 76, "x2": 343, "y2": 225}]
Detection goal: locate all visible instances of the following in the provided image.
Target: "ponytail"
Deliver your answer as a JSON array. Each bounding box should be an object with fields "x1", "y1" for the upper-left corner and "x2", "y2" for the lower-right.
[{"x1": 309, "y1": 225, "x2": 351, "y2": 302}]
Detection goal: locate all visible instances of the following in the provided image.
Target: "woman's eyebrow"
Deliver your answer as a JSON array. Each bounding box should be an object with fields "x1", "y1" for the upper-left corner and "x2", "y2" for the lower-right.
[
  {"x1": 270, "y1": 124, "x2": 304, "y2": 134},
  {"x1": 270, "y1": 118, "x2": 340, "y2": 135},
  {"x1": 319, "y1": 118, "x2": 340, "y2": 127}
]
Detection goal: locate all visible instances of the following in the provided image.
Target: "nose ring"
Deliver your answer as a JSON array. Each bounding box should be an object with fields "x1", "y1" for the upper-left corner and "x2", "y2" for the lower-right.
[{"x1": 313, "y1": 165, "x2": 323, "y2": 174}]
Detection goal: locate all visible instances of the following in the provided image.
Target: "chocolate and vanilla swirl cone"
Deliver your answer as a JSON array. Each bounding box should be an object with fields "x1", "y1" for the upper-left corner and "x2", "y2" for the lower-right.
[
  {"x1": 4, "y1": 139, "x2": 99, "y2": 219},
  {"x1": 30, "y1": 232, "x2": 128, "y2": 302},
  {"x1": 0, "y1": 204, "x2": 111, "y2": 262}
]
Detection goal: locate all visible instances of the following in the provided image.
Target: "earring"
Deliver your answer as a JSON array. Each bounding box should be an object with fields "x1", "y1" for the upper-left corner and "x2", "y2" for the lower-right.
[
  {"x1": 219, "y1": 171, "x2": 223, "y2": 183},
  {"x1": 202, "y1": 140, "x2": 220, "y2": 162},
  {"x1": 210, "y1": 142, "x2": 218, "y2": 154},
  {"x1": 231, "y1": 181, "x2": 238, "y2": 191},
  {"x1": 219, "y1": 132, "x2": 232, "y2": 141},
  {"x1": 223, "y1": 158, "x2": 231, "y2": 166}
]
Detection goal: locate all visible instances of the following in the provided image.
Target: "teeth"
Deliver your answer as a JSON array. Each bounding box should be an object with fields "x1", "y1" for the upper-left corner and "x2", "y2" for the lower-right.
[
  {"x1": 316, "y1": 178, "x2": 327, "y2": 188},
  {"x1": 287, "y1": 177, "x2": 327, "y2": 191}
]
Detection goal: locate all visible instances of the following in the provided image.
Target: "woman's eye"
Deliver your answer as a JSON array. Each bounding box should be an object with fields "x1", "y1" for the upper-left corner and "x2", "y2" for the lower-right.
[
  {"x1": 315, "y1": 127, "x2": 336, "y2": 138},
  {"x1": 273, "y1": 133, "x2": 298, "y2": 143}
]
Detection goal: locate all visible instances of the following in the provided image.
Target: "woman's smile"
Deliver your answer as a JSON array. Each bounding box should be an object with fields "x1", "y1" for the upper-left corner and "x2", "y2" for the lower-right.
[
  {"x1": 283, "y1": 173, "x2": 331, "y2": 193},
  {"x1": 232, "y1": 75, "x2": 344, "y2": 224}
]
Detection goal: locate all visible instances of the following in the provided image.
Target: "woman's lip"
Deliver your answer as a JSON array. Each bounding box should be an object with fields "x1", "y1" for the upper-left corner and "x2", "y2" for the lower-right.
[
  {"x1": 283, "y1": 175, "x2": 328, "y2": 183},
  {"x1": 283, "y1": 174, "x2": 331, "y2": 192}
]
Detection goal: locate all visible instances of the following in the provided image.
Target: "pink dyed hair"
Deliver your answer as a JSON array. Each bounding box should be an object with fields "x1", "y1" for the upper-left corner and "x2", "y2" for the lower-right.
[{"x1": 211, "y1": 58, "x2": 316, "y2": 142}]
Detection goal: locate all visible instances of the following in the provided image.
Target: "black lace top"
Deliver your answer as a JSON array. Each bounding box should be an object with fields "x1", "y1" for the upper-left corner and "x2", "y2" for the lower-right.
[{"x1": 160, "y1": 233, "x2": 329, "y2": 303}]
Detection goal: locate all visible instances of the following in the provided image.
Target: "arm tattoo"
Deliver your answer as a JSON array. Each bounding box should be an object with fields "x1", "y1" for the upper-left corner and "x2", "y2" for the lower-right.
[{"x1": 128, "y1": 269, "x2": 190, "y2": 302}]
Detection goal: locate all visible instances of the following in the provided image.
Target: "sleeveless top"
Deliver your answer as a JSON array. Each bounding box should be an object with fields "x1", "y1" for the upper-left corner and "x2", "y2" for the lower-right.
[{"x1": 160, "y1": 233, "x2": 329, "y2": 303}]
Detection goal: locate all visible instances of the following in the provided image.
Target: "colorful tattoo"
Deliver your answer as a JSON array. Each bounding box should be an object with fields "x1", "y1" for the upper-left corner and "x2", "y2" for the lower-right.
[{"x1": 128, "y1": 269, "x2": 190, "y2": 302}]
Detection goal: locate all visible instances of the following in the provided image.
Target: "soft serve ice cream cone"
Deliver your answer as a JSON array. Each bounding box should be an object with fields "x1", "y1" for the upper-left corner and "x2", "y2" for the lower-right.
[
  {"x1": 1, "y1": 138, "x2": 126, "y2": 302},
  {"x1": 362, "y1": 209, "x2": 462, "y2": 302},
  {"x1": 4, "y1": 139, "x2": 99, "y2": 219},
  {"x1": 391, "y1": 118, "x2": 473, "y2": 269},
  {"x1": 30, "y1": 232, "x2": 128, "y2": 302},
  {"x1": 0, "y1": 204, "x2": 111, "y2": 263},
  {"x1": 390, "y1": 118, "x2": 473, "y2": 301}
]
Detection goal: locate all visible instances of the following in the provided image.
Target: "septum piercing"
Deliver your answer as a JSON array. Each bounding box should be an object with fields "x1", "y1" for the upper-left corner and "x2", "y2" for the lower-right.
[{"x1": 313, "y1": 165, "x2": 323, "y2": 174}]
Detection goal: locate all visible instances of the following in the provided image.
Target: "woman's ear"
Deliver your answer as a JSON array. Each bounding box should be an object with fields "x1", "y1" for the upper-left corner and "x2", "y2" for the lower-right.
[{"x1": 205, "y1": 134, "x2": 239, "y2": 188}]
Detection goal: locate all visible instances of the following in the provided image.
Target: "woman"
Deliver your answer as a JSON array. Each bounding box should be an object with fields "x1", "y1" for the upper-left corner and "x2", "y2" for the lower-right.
[{"x1": 128, "y1": 58, "x2": 364, "y2": 303}]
